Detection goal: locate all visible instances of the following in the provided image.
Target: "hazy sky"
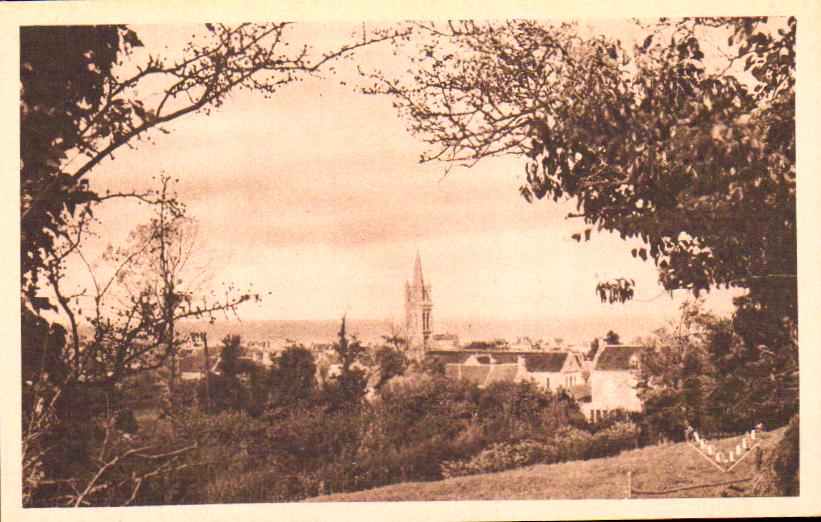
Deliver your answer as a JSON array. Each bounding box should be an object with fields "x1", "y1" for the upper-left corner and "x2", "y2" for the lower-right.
[{"x1": 72, "y1": 22, "x2": 742, "y2": 324}]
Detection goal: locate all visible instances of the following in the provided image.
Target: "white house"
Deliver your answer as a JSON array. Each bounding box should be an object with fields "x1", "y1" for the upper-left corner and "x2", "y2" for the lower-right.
[{"x1": 582, "y1": 345, "x2": 645, "y2": 422}]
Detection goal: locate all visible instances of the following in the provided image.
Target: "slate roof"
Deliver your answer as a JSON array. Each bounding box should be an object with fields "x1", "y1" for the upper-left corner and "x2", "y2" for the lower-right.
[
  {"x1": 429, "y1": 350, "x2": 513, "y2": 364},
  {"x1": 458, "y1": 365, "x2": 492, "y2": 385},
  {"x1": 488, "y1": 352, "x2": 520, "y2": 364},
  {"x1": 595, "y1": 345, "x2": 645, "y2": 371},
  {"x1": 484, "y1": 364, "x2": 519, "y2": 385},
  {"x1": 428, "y1": 349, "x2": 582, "y2": 373},
  {"x1": 428, "y1": 350, "x2": 472, "y2": 365},
  {"x1": 524, "y1": 352, "x2": 570, "y2": 373}
]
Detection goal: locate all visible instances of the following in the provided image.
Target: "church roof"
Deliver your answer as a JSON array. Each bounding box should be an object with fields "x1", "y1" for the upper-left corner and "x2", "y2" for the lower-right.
[{"x1": 594, "y1": 345, "x2": 645, "y2": 371}]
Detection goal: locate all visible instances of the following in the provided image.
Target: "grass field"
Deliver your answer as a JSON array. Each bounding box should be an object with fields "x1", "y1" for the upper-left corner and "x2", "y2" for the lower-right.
[{"x1": 308, "y1": 429, "x2": 784, "y2": 502}]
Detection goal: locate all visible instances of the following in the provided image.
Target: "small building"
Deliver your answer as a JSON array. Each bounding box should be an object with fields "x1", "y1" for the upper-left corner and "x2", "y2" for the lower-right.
[
  {"x1": 582, "y1": 345, "x2": 646, "y2": 422},
  {"x1": 520, "y1": 351, "x2": 583, "y2": 390}
]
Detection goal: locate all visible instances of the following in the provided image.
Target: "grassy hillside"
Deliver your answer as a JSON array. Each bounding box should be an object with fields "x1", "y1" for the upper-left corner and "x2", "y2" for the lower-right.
[{"x1": 308, "y1": 429, "x2": 784, "y2": 502}]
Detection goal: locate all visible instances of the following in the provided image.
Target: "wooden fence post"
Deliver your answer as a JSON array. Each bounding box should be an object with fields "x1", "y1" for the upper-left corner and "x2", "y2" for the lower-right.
[{"x1": 627, "y1": 471, "x2": 632, "y2": 499}]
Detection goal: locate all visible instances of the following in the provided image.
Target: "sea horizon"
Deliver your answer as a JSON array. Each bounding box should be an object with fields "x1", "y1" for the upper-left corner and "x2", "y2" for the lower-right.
[{"x1": 176, "y1": 310, "x2": 684, "y2": 347}]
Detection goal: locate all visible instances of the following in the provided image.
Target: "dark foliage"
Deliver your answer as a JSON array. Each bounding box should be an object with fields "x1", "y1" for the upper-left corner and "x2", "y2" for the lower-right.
[
  {"x1": 320, "y1": 318, "x2": 368, "y2": 411},
  {"x1": 372, "y1": 344, "x2": 409, "y2": 389},
  {"x1": 217, "y1": 335, "x2": 242, "y2": 378},
  {"x1": 269, "y1": 345, "x2": 317, "y2": 408},
  {"x1": 750, "y1": 414, "x2": 799, "y2": 496},
  {"x1": 769, "y1": 414, "x2": 799, "y2": 495},
  {"x1": 604, "y1": 330, "x2": 621, "y2": 345},
  {"x1": 20, "y1": 25, "x2": 135, "y2": 310},
  {"x1": 369, "y1": 18, "x2": 795, "y2": 311},
  {"x1": 639, "y1": 302, "x2": 797, "y2": 444},
  {"x1": 588, "y1": 338, "x2": 600, "y2": 360}
]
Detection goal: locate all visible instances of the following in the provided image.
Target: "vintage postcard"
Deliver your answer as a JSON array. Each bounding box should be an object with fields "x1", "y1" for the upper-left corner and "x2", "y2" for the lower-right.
[{"x1": 1, "y1": 0, "x2": 820, "y2": 520}]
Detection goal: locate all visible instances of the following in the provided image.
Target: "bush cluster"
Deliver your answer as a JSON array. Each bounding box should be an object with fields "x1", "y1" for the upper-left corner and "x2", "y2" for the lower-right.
[
  {"x1": 441, "y1": 440, "x2": 546, "y2": 478},
  {"x1": 123, "y1": 369, "x2": 610, "y2": 503},
  {"x1": 441, "y1": 422, "x2": 639, "y2": 479}
]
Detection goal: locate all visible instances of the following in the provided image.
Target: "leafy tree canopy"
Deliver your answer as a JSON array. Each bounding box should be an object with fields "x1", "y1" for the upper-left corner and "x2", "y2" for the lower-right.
[
  {"x1": 21, "y1": 25, "x2": 137, "y2": 311},
  {"x1": 373, "y1": 343, "x2": 408, "y2": 389},
  {"x1": 367, "y1": 18, "x2": 795, "y2": 324},
  {"x1": 270, "y1": 345, "x2": 317, "y2": 407},
  {"x1": 218, "y1": 335, "x2": 243, "y2": 378},
  {"x1": 604, "y1": 330, "x2": 621, "y2": 345}
]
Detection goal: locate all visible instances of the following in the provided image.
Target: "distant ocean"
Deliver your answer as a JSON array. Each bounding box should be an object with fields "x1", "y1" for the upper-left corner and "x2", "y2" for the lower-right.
[{"x1": 177, "y1": 313, "x2": 676, "y2": 347}]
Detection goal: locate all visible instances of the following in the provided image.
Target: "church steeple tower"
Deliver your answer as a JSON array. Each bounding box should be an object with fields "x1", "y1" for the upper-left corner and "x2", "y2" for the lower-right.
[{"x1": 405, "y1": 251, "x2": 432, "y2": 358}]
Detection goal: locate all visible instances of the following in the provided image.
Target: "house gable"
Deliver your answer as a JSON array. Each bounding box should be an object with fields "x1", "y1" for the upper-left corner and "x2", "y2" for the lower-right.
[{"x1": 560, "y1": 352, "x2": 582, "y2": 373}]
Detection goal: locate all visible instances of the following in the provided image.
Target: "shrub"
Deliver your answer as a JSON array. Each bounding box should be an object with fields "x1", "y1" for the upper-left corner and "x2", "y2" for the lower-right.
[
  {"x1": 751, "y1": 414, "x2": 799, "y2": 496},
  {"x1": 441, "y1": 439, "x2": 546, "y2": 478},
  {"x1": 552, "y1": 426, "x2": 594, "y2": 461},
  {"x1": 259, "y1": 405, "x2": 364, "y2": 474},
  {"x1": 589, "y1": 422, "x2": 639, "y2": 458},
  {"x1": 586, "y1": 408, "x2": 633, "y2": 433},
  {"x1": 441, "y1": 422, "x2": 640, "y2": 480}
]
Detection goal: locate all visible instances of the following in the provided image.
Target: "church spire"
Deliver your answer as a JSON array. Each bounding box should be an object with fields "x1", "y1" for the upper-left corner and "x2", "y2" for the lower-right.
[
  {"x1": 405, "y1": 250, "x2": 432, "y2": 359},
  {"x1": 412, "y1": 249, "x2": 424, "y2": 288}
]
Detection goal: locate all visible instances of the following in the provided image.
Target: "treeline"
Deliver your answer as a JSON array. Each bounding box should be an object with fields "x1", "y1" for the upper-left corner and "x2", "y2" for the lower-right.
[
  {"x1": 24, "y1": 300, "x2": 799, "y2": 506},
  {"x1": 25, "y1": 318, "x2": 646, "y2": 506},
  {"x1": 637, "y1": 301, "x2": 797, "y2": 440}
]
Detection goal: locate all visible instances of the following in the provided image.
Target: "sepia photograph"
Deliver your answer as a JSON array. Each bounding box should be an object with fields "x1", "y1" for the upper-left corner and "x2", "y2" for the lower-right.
[{"x1": 4, "y1": 1, "x2": 819, "y2": 519}]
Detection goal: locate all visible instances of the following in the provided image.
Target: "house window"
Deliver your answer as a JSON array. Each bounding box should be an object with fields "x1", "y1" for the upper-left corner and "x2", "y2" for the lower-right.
[{"x1": 477, "y1": 356, "x2": 490, "y2": 364}]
